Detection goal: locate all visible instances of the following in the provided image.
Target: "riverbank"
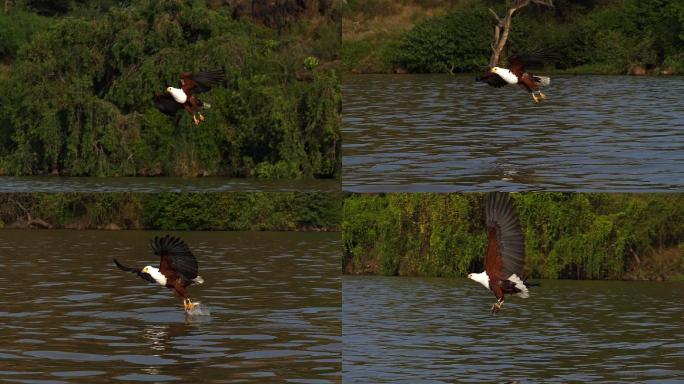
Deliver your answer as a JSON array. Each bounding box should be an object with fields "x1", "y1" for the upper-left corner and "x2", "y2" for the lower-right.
[
  {"x1": 342, "y1": 193, "x2": 684, "y2": 281},
  {"x1": 0, "y1": 192, "x2": 342, "y2": 231}
]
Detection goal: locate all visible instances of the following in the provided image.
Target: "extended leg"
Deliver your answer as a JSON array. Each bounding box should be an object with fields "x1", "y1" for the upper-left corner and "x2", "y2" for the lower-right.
[
  {"x1": 183, "y1": 298, "x2": 197, "y2": 311},
  {"x1": 531, "y1": 91, "x2": 540, "y2": 103},
  {"x1": 198, "y1": 112, "x2": 205, "y2": 121},
  {"x1": 491, "y1": 297, "x2": 504, "y2": 315}
]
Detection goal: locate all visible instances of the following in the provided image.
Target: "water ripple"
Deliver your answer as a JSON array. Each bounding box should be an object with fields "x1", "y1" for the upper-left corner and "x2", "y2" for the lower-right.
[
  {"x1": 343, "y1": 74, "x2": 684, "y2": 192},
  {"x1": 0, "y1": 231, "x2": 340, "y2": 382},
  {"x1": 343, "y1": 276, "x2": 684, "y2": 383}
]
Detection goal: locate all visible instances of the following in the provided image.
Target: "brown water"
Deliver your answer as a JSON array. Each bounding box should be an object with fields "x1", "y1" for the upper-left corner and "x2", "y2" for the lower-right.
[
  {"x1": 0, "y1": 176, "x2": 339, "y2": 193},
  {"x1": 343, "y1": 275, "x2": 684, "y2": 383},
  {"x1": 343, "y1": 74, "x2": 684, "y2": 192},
  {"x1": 0, "y1": 230, "x2": 340, "y2": 383}
]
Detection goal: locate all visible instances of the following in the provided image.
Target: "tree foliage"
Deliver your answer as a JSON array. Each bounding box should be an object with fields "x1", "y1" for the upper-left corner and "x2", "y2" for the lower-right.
[
  {"x1": 0, "y1": 0, "x2": 341, "y2": 178},
  {"x1": 348, "y1": 0, "x2": 684, "y2": 74},
  {"x1": 0, "y1": 192, "x2": 342, "y2": 230},
  {"x1": 343, "y1": 193, "x2": 684, "y2": 280}
]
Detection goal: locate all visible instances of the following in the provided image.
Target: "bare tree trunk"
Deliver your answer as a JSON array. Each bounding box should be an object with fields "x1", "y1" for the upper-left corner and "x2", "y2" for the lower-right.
[{"x1": 488, "y1": 0, "x2": 553, "y2": 67}]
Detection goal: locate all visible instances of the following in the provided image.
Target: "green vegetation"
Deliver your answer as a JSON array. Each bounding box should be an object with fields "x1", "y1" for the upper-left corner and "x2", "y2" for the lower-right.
[
  {"x1": 343, "y1": 0, "x2": 684, "y2": 74},
  {"x1": 0, "y1": 0, "x2": 341, "y2": 177},
  {"x1": 343, "y1": 193, "x2": 684, "y2": 281},
  {"x1": 0, "y1": 192, "x2": 342, "y2": 231}
]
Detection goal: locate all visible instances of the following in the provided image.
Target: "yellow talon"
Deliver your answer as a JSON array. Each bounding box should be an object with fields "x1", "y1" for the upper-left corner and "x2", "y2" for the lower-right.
[{"x1": 198, "y1": 113, "x2": 205, "y2": 121}]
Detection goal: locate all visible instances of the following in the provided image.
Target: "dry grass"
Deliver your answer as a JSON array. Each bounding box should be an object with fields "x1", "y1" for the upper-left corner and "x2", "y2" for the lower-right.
[
  {"x1": 624, "y1": 246, "x2": 684, "y2": 281},
  {"x1": 343, "y1": 3, "x2": 450, "y2": 42}
]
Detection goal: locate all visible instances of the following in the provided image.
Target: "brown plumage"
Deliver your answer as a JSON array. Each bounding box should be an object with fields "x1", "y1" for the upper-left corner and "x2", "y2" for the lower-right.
[
  {"x1": 113, "y1": 235, "x2": 204, "y2": 312},
  {"x1": 468, "y1": 193, "x2": 529, "y2": 314},
  {"x1": 153, "y1": 70, "x2": 225, "y2": 125},
  {"x1": 476, "y1": 54, "x2": 550, "y2": 103}
]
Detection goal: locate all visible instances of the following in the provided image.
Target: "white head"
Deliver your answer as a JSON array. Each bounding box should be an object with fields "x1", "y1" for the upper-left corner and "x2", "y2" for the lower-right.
[
  {"x1": 166, "y1": 86, "x2": 187, "y2": 103},
  {"x1": 142, "y1": 265, "x2": 167, "y2": 286},
  {"x1": 467, "y1": 271, "x2": 490, "y2": 289},
  {"x1": 491, "y1": 66, "x2": 518, "y2": 85}
]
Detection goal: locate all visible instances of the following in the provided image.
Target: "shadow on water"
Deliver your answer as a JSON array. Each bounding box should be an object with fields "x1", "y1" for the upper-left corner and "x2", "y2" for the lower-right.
[
  {"x1": 343, "y1": 75, "x2": 684, "y2": 192},
  {"x1": 343, "y1": 275, "x2": 684, "y2": 383},
  {"x1": 0, "y1": 231, "x2": 341, "y2": 382}
]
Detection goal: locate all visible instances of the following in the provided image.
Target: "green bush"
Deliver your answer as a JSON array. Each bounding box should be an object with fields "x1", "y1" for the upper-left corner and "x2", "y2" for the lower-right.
[
  {"x1": 343, "y1": 193, "x2": 684, "y2": 280},
  {"x1": 388, "y1": 6, "x2": 491, "y2": 73},
  {"x1": 0, "y1": 0, "x2": 341, "y2": 178}
]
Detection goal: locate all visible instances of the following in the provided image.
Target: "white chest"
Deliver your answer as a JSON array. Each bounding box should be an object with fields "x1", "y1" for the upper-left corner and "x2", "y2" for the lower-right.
[
  {"x1": 149, "y1": 269, "x2": 168, "y2": 286},
  {"x1": 169, "y1": 88, "x2": 187, "y2": 103},
  {"x1": 497, "y1": 68, "x2": 519, "y2": 84}
]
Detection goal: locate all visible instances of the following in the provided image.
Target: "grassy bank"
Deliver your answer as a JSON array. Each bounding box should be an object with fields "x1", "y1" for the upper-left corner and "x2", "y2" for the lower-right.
[
  {"x1": 0, "y1": 0, "x2": 341, "y2": 178},
  {"x1": 0, "y1": 192, "x2": 342, "y2": 231},
  {"x1": 343, "y1": 193, "x2": 684, "y2": 281},
  {"x1": 343, "y1": 0, "x2": 684, "y2": 75}
]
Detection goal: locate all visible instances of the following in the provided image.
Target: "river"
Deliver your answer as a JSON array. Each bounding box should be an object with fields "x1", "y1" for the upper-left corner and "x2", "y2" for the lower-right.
[
  {"x1": 343, "y1": 275, "x2": 684, "y2": 383},
  {"x1": 0, "y1": 230, "x2": 341, "y2": 383},
  {"x1": 343, "y1": 74, "x2": 684, "y2": 192},
  {"x1": 0, "y1": 176, "x2": 339, "y2": 193}
]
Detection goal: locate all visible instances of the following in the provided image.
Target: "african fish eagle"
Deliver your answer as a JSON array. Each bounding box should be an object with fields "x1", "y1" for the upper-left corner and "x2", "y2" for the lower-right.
[
  {"x1": 476, "y1": 54, "x2": 550, "y2": 103},
  {"x1": 113, "y1": 235, "x2": 204, "y2": 312},
  {"x1": 152, "y1": 70, "x2": 225, "y2": 125},
  {"x1": 468, "y1": 192, "x2": 529, "y2": 314}
]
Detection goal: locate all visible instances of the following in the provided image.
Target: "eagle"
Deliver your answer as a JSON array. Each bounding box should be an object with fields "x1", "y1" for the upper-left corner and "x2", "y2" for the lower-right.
[
  {"x1": 113, "y1": 235, "x2": 204, "y2": 312},
  {"x1": 468, "y1": 192, "x2": 529, "y2": 314},
  {"x1": 476, "y1": 54, "x2": 550, "y2": 103},
  {"x1": 152, "y1": 70, "x2": 225, "y2": 125}
]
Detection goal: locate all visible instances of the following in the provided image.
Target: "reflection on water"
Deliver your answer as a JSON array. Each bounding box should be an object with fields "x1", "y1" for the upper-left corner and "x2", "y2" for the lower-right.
[
  {"x1": 343, "y1": 275, "x2": 684, "y2": 383},
  {"x1": 0, "y1": 231, "x2": 340, "y2": 382},
  {"x1": 343, "y1": 75, "x2": 684, "y2": 192},
  {"x1": 0, "y1": 176, "x2": 339, "y2": 193}
]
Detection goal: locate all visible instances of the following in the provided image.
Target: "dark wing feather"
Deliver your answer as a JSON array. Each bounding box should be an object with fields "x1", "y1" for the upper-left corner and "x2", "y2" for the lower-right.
[
  {"x1": 113, "y1": 258, "x2": 156, "y2": 284},
  {"x1": 508, "y1": 53, "x2": 554, "y2": 76},
  {"x1": 485, "y1": 193, "x2": 525, "y2": 278},
  {"x1": 507, "y1": 55, "x2": 527, "y2": 77},
  {"x1": 181, "y1": 70, "x2": 225, "y2": 95},
  {"x1": 151, "y1": 235, "x2": 198, "y2": 281},
  {"x1": 152, "y1": 92, "x2": 183, "y2": 116},
  {"x1": 476, "y1": 71, "x2": 508, "y2": 88}
]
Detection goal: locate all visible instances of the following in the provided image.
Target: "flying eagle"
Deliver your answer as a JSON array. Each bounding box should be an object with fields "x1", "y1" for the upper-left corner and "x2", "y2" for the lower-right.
[
  {"x1": 476, "y1": 54, "x2": 550, "y2": 103},
  {"x1": 152, "y1": 70, "x2": 225, "y2": 125},
  {"x1": 468, "y1": 193, "x2": 529, "y2": 314},
  {"x1": 113, "y1": 235, "x2": 204, "y2": 312}
]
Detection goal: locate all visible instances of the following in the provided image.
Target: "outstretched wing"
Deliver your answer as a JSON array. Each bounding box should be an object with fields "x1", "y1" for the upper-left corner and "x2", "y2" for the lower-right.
[
  {"x1": 150, "y1": 235, "x2": 198, "y2": 282},
  {"x1": 113, "y1": 258, "x2": 156, "y2": 284},
  {"x1": 476, "y1": 71, "x2": 508, "y2": 88},
  {"x1": 485, "y1": 193, "x2": 525, "y2": 279},
  {"x1": 180, "y1": 70, "x2": 225, "y2": 95},
  {"x1": 508, "y1": 53, "x2": 553, "y2": 76},
  {"x1": 152, "y1": 92, "x2": 183, "y2": 116}
]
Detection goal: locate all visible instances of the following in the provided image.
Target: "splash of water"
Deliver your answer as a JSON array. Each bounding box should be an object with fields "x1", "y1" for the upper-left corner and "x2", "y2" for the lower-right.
[{"x1": 185, "y1": 301, "x2": 211, "y2": 317}]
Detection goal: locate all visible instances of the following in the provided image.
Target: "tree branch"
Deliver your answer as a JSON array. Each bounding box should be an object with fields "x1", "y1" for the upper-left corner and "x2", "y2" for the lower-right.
[{"x1": 488, "y1": 0, "x2": 553, "y2": 67}]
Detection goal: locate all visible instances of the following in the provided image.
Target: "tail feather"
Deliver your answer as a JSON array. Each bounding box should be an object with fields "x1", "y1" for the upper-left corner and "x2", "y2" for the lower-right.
[
  {"x1": 202, "y1": 102, "x2": 211, "y2": 109},
  {"x1": 533, "y1": 76, "x2": 550, "y2": 86},
  {"x1": 193, "y1": 275, "x2": 204, "y2": 284},
  {"x1": 508, "y1": 274, "x2": 530, "y2": 299}
]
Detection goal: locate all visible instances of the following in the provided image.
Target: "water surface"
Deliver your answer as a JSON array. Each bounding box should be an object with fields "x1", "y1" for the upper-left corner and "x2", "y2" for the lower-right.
[
  {"x1": 343, "y1": 75, "x2": 684, "y2": 192},
  {"x1": 0, "y1": 230, "x2": 340, "y2": 383},
  {"x1": 0, "y1": 176, "x2": 339, "y2": 193},
  {"x1": 343, "y1": 275, "x2": 684, "y2": 383}
]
